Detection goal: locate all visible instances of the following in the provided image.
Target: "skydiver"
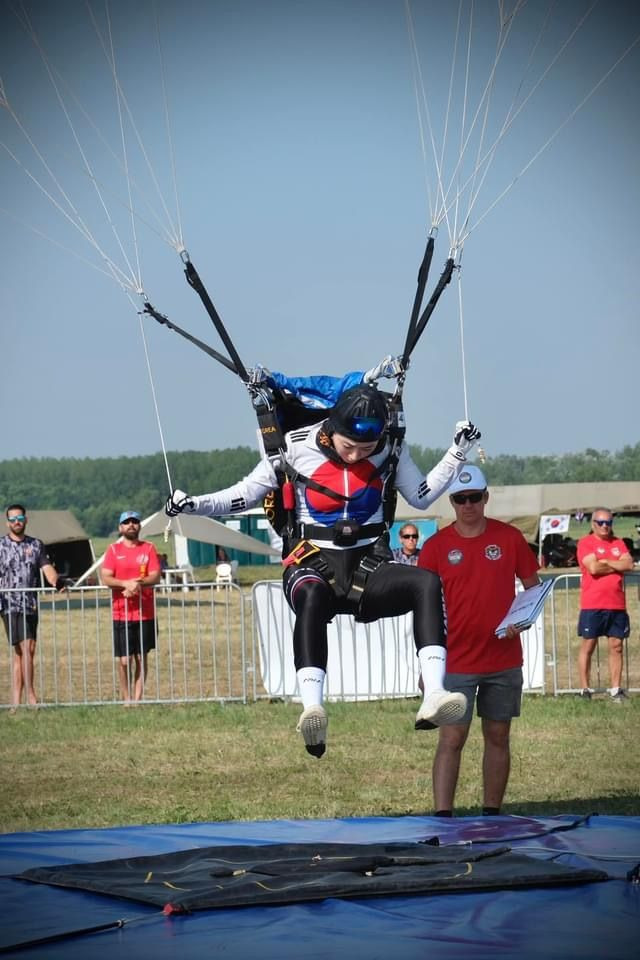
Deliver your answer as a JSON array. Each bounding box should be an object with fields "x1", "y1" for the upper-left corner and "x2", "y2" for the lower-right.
[{"x1": 166, "y1": 377, "x2": 481, "y2": 758}]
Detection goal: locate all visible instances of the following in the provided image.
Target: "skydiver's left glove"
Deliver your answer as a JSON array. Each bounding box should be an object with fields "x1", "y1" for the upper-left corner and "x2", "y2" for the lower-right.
[
  {"x1": 55, "y1": 577, "x2": 72, "y2": 591},
  {"x1": 247, "y1": 364, "x2": 273, "y2": 386},
  {"x1": 363, "y1": 355, "x2": 403, "y2": 384},
  {"x1": 165, "y1": 489, "x2": 196, "y2": 517},
  {"x1": 449, "y1": 420, "x2": 481, "y2": 461}
]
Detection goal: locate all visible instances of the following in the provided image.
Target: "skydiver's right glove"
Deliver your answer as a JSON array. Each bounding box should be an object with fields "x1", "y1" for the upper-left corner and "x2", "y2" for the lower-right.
[
  {"x1": 165, "y1": 489, "x2": 195, "y2": 517},
  {"x1": 363, "y1": 355, "x2": 403, "y2": 384},
  {"x1": 450, "y1": 420, "x2": 482, "y2": 461}
]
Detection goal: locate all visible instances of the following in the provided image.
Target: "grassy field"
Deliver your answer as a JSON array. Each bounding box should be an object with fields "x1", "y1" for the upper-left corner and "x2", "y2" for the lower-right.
[
  {"x1": 2, "y1": 522, "x2": 635, "y2": 835},
  {"x1": 1, "y1": 694, "x2": 638, "y2": 833}
]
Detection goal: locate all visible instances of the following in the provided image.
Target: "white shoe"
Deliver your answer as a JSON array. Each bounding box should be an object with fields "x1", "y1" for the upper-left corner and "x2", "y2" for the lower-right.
[
  {"x1": 415, "y1": 690, "x2": 467, "y2": 730},
  {"x1": 296, "y1": 705, "x2": 328, "y2": 758}
]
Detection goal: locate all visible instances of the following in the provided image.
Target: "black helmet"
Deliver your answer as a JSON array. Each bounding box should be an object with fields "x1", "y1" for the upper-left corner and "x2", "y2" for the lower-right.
[{"x1": 326, "y1": 385, "x2": 388, "y2": 442}]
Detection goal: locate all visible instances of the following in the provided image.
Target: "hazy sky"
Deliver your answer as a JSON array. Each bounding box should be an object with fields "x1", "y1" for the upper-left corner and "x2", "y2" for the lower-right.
[{"x1": 1, "y1": 0, "x2": 638, "y2": 468}]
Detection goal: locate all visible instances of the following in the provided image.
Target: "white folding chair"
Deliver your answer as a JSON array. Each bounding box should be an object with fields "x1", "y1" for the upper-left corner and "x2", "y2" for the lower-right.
[{"x1": 215, "y1": 562, "x2": 233, "y2": 592}]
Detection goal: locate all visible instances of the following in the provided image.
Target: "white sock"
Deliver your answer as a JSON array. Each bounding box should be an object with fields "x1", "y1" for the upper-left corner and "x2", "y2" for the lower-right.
[
  {"x1": 418, "y1": 645, "x2": 446, "y2": 701},
  {"x1": 297, "y1": 667, "x2": 325, "y2": 709}
]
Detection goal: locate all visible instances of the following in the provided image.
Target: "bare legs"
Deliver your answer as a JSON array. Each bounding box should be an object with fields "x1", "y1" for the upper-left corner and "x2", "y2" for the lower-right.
[
  {"x1": 11, "y1": 639, "x2": 38, "y2": 709},
  {"x1": 117, "y1": 653, "x2": 148, "y2": 703},
  {"x1": 578, "y1": 636, "x2": 624, "y2": 691},
  {"x1": 433, "y1": 718, "x2": 512, "y2": 814}
]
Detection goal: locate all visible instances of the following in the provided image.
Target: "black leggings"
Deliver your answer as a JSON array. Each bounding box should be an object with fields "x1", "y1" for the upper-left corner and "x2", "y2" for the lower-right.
[{"x1": 284, "y1": 561, "x2": 445, "y2": 671}]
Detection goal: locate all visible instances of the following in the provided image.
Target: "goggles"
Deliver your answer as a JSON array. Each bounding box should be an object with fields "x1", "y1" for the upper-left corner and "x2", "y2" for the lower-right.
[{"x1": 346, "y1": 416, "x2": 384, "y2": 441}]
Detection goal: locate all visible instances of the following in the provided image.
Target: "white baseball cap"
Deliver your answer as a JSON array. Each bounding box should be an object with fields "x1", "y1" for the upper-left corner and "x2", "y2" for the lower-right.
[{"x1": 448, "y1": 465, "x2": 487, "y2": 495}]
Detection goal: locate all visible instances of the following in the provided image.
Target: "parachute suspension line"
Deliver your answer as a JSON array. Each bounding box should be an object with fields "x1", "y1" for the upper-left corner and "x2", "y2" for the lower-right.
[
  {"x1": 404, "y1": 0, "x2": 449, "y2": 236},
  {"x1": 439, "y1": 0, "x2": 524, "y2": 239},
  {"x1": 454, "y1": 255, "x2": 485, "y2": 462},
  {"x1": 0, "y1": 136, "x2": 138, "y2": 293},
  {"x1": 459, "y1": 27, "x2": 640, "y2": 247},
  {"x1": 454, "y1": 0, "x2": 599, "y2": 246},
  {"x1": 0, "y1": 204, "x2": 131, "y2": 283},
  {"x1": 154, "y1": 2, "x2": 184, "y2": 251},
  {"x1": 104, "y1": 0, "x2": 142, "y2": 292},
  {"x1": 14, "y1": 0, "x2": 141, "y2": 291},
  {"x1": 85, "y1": 0, "x2": 183, "y2": 251},
  {"x1": 450, "y1": 0, "x2": 474, "y2": 248},
  {"x1": 404, "y1": 0, "x2": 434, "y2": 224},
  {"x1": 135, "y1": 299, "x2": 174, "y2": 495},
  {"x1": 455, "y1": 0, "x2": 555, "y2": 247}
]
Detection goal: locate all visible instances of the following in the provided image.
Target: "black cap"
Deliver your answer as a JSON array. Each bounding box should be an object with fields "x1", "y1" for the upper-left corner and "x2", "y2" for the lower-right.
[{"x1": 326, "y1": 385, "x2": 388, "y2": 442}]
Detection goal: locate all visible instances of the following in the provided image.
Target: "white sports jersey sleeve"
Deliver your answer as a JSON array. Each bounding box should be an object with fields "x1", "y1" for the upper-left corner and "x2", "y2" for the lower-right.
[
  {"x1": 187, "y1": 458, "x2": 277, "y2": 517},
  {"x1": 395, "y1": 443, "x2": 462, "y2": 509}
]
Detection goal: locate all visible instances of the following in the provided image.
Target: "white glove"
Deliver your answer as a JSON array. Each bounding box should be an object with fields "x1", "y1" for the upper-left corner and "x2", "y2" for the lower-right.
[
  {"x1": 450, "y1": 420, "x2": 481, "y2": 461},
  {"x1": 247, "y1": 364, "x2": 272, "y2": 386},
  {"x1": 363, "y1": 355, "x2": 403, "y2": 383},
  {"x1": 165, "y1": 489, "x2": 195, "y2": 517}
]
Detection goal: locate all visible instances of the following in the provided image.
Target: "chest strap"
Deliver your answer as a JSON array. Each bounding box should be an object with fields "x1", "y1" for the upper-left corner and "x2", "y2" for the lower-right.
[{"x1": 299, "y1": 522, "x2": 385, "y2": 542}]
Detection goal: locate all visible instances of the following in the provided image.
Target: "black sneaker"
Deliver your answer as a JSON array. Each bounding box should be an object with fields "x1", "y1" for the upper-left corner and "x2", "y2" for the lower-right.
[
  {"x1": 610, "y1": 688, "x2": 628, "y2": 703},
  {"x1": 579, "y1": 689, "x2": 592, "y2": 700}
]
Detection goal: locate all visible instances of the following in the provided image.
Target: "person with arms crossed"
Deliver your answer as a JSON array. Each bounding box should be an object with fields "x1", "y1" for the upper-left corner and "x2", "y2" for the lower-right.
[
  {"x1": 418, "y1": 466, "x2": 540, "y2": 816},
  {"x1": 0, "y1": 504, "x2": 69, "y2": 711},
  {"x1": 166, "y1": 383, "x2": 482, "y2": 758},
  {"x1": 392, "y1": 524, "x2": 421, "y2": 565},
  {"x1": 101, "y1": 510, "x2": 162, "y2": 704},
  {"x1": 577, "y1": 508, "x2": 633, "y2": 702}
]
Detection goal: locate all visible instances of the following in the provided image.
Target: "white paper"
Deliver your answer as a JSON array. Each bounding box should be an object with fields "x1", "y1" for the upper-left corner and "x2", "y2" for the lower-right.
[{"x1": 495, "y1": 578, "x2": 554, "y2": 637}]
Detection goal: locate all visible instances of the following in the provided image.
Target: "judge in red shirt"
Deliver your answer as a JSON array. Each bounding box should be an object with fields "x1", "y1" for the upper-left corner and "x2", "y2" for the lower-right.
[
  {"x1": 418, "y1": 466, "x2": 539, "y2": 817},
  {"x1": 577, "y1": 509, "x2": 633, "y2": 702}
]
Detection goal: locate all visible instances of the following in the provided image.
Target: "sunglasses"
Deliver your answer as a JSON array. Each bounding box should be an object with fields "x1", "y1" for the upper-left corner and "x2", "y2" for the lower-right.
[
  {"x1": 401, "y1": 533, "x2": 419, "y2": 539},
  {"x1": 121, "y1": 518, "x2": 141, "y2": 525},
  {"x1": 593, "y1": 519, "x2": 613, "y2": 527},
  {"x1": 451, "y1": 491, "x2": 484, "y2": 505},
  {"x1": 7, "y1": 515, "x2": 26, "y2": 523}
]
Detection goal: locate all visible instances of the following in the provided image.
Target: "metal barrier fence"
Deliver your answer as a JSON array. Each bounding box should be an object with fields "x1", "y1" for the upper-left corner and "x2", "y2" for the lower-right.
[
  {"x1": 0, "y1": 582, "x2": 249, "y2": 708},
  {"x1": 1, "y1": 574, "x2": 638, "y2": 708},
  {"x1": 544, "y1": 573, "x2": 640, "y2": 696}
]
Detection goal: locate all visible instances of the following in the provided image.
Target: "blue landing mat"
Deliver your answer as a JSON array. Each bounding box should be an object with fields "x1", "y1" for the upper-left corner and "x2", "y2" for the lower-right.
[{"x1": 0, "y1": 814, "x2": 638, "y2": 959}]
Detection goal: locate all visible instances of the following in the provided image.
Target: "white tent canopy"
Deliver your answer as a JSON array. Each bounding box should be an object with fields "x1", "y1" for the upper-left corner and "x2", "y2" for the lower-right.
[{"x1": 74, "y1": 511, "x2": 277, "y2": 586}]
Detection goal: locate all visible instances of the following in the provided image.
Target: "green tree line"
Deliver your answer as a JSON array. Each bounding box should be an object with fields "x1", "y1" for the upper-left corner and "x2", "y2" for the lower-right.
[{"x1": 1, "y1": 442, "x2": 638, "y2": 538}]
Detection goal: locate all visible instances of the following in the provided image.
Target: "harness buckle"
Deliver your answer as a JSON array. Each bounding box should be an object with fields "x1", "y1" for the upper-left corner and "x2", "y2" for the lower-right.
[{"x1": 283, "y1": 539, "x2": 322, "y2": 568}]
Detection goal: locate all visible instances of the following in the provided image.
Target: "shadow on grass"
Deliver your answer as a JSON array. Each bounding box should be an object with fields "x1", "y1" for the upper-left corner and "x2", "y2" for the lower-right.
[
  {"x1": 501, "y1": 795, "x2": 640, "y2": 818},
  {"x1": 388, "y1": 794, "x2": 639, "y2": 819}
]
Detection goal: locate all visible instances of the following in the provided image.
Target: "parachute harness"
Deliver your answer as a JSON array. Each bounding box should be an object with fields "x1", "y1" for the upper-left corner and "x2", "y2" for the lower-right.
[{"x1": 145, "y1": 237, "x2": 455, "y2": 576}]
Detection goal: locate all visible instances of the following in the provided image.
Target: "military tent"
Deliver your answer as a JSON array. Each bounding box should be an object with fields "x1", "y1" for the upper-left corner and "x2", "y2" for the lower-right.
[
  {"x1": 395, "y1": 480, "x2": 640, "y2": 542},
  {"x1": 21, "y1": 510, "x2": 95, "y2": 580}
]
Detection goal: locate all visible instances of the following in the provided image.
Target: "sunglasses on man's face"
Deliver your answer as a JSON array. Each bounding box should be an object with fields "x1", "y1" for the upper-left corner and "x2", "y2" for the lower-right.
[
  {"x1": 401, "y1": 533, "x2": 419, "y2": 539},
  {"x1": 121, "y1": 519, "x2": 140, "y2": 526},
  {"x1": 7, "y1": 515, "x2": 26, "y2": 523},
  {"x1": 451, "y1": 491, "x2": 484, "y2": 505},
  {"x1": 593, "y1": 519, "x2": 613, "y2": 527}
]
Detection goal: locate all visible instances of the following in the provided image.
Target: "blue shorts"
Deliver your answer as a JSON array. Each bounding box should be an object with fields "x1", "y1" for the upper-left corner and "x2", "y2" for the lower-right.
[
  {"x1": 577, "y1": 609, "x2": 630, "y2": 640},
  {"x1": 444, "y1": 667, "x2": 523, "y2": 724}
]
